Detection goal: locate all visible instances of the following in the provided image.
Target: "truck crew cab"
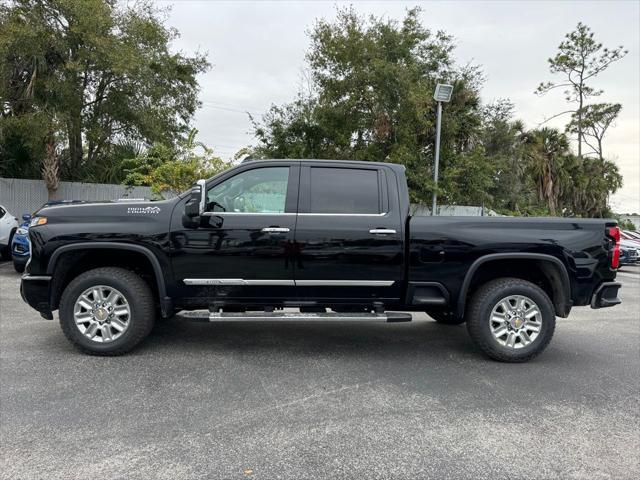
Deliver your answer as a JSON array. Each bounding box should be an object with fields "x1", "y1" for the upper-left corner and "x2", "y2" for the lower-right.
[{"x1": 21, "y1": 160, "x2": 622, "y2": 362}]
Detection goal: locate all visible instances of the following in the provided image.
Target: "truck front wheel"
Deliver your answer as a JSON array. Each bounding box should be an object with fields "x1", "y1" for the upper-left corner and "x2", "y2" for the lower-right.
[
  {"x1": 465, "y1": 278, "x2": 556, "y2": 362},
  {"x1": 59, "y1": 267, "x2": 155, "y2": 355}
]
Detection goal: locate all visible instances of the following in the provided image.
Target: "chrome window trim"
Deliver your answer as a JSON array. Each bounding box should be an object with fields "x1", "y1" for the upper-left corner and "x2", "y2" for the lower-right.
[
  {"x1": 298, "y1": 212, "x2": 388, "y2": 217},
  {"x1": 202, "y1": 212, "x2": 389, "y2": 217},
  {"x1": 201, "y1": 212, "x2": 295, "y2": 216},
  {"x1": 200, "y1": 212, "x2": 387, "y2": 216}
]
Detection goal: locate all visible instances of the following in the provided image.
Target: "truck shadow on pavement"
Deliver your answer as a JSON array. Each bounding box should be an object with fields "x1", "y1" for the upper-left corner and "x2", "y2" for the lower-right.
[{"x1": 140, "y1": 316, "x2": 484, "y2": 360}]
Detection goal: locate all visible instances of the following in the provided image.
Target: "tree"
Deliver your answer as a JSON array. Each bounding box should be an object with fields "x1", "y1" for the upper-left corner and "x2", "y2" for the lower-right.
[
  {"x1": 619, "y1": 218, "x2": 636, "y2": 231},
  {"x1": 480, "y1": 100, "x2": 533, "y2": 213},
  {"x1": 249, "y1": 10, "x2": 624, "y2": 217},
  {"x1": 0, "y1": 0, "x2": 209, "y2": 197},
  {"x1": 41, "y1": 121, "x2": 62, "y2": 199},
  {"x1": 522, "y1": 126, "x2": 622, "y2": 218},
  {"x1": 251, "y1": 7, "x2": 485, "y2": 205},
  {"x1": 524, "y1": 128, "x2": 572, "y2": 216},
  {"x1": 122, "y1": 129, "x2": 230, "y2": 197},
  {"x1": 536, "y1": 22, "x2": 627, "y2": 157},
  {"x1": 563, "y1": 155, "x2": 622, "y2": 217},
  {"x1": 566, "y1": 103, "x2": 621, "y2": 159}
]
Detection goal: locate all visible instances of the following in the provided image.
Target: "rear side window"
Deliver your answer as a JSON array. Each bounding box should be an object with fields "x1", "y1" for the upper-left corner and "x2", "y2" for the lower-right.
[{"x1": 309, "y1": 167, "x2": 380, "y2": 214}]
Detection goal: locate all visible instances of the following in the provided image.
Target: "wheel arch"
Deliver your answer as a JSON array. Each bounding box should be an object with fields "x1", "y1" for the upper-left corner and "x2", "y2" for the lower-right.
[
  {"x1": 456, "y1": 253, "x2": 572, "y2": 318},
  {"x1": 47, "y1": 243, "x2": 171, "y2": 316}
]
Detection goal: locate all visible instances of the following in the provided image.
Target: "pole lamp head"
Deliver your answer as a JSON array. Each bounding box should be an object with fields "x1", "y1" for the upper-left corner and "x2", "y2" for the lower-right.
[{"x1": 433, "y1": 83, "x2": 453, "y2": 103}]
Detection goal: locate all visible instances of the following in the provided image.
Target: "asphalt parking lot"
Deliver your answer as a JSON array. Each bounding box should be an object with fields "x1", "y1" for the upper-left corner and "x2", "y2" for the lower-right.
[{"x1": 1, "y1": 261, "x2": 639, "y2": 480}]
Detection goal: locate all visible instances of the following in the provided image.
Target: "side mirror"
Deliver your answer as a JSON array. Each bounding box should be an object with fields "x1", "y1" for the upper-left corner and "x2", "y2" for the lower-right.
[
  {"x1": 22, "y1": 213, "x2": 32, "y2": 222},
  {"x1": 184, "y1": 179, "x2": 206, "y2": 218}
]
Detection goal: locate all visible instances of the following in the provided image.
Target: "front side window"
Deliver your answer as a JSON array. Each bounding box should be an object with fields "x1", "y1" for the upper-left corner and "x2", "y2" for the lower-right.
[
  {"x1": 206, "y1": 167, "x2": 289, "y2": 213},
  {"x1": 309, "y1": 167, "x2": 380, "y2": 214}
]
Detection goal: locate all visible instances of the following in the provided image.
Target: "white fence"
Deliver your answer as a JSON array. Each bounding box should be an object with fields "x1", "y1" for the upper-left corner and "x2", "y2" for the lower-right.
[
  {"x1": 0, "y1": 178, "x2": 154, "y2": 215},
  {"x1": 411, "y1": 204, "x2": 504, "y2": 216}
]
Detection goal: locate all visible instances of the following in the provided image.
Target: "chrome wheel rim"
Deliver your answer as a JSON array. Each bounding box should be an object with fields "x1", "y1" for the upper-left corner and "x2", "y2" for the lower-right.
[
  {"x1": 73, "y1": 285, "x2": 130, "y2": 343},
  {"x1": 489, "y1": 295, "x2": 542, "y2": 349}
]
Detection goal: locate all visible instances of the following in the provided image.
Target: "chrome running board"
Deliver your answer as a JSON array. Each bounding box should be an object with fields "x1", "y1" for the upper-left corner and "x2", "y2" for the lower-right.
[{"x1": 178, "y1": 310, "x2": 412, "y2": 323}]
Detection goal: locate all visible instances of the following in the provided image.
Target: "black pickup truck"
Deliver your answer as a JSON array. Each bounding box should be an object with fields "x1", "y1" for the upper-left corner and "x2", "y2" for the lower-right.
[{"x1": 21, "y1": 159, "x2": 622, "y2": 361}]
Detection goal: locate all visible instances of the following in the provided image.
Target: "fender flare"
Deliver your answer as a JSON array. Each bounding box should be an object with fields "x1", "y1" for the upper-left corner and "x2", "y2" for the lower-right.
[
  {"x1": 47, "y1": 242, "x2": 168, "y2": 300},
  {"x1": 456, "y1": 253, "x2": 572, "y2": 317}
]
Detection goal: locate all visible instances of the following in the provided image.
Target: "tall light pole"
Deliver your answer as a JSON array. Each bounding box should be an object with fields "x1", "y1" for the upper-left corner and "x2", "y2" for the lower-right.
[{"x1": 431, "y1": 83, "x2": 453, "y2": 216}]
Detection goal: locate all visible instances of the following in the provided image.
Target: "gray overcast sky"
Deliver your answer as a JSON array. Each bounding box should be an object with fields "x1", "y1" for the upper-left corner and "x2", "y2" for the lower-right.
[{"x1": 160, "y1": 0, "x2": 639, "y2": 213}]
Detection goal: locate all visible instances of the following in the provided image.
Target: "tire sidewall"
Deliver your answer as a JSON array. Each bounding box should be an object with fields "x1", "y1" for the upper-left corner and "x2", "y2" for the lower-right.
[
  {"x1": 471, "y1": 282, "x2": 555, "y2": 359},
  {"x1": 59, "y1": 270, "x2": 151, "y2": 353}
]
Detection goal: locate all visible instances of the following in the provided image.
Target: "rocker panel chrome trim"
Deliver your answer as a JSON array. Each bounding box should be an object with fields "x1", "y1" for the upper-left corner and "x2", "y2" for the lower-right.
[
  {"x1": 183, "y1": 279, "x2": 395, "y2": 287},
  {"x1": 183, "y1": 279, "x2": 295, "y2": 286},
  {"x1": 295, "y1": 280, "x2": 395, "y2": 287}
]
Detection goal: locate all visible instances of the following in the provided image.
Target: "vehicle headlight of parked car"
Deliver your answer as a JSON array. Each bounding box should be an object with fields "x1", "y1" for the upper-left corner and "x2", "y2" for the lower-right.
[{"x1": 29, "y1": 216, "x2": 47, "y2": 227}]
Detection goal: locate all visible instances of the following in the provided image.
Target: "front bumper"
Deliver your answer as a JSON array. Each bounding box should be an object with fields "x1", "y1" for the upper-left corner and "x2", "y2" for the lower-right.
[
  {"x1": 20, "y1": 275, "x2": 54, "y2": 319},
  {"x1": 12, "y1": 241, "x2": 29, "y2": 257},
  {"x1": 13, "y1": 254, "x2": 29, "y2": 266},
  {"x1": 590, "y1": 282, "x2": 621, "y2": 309}
]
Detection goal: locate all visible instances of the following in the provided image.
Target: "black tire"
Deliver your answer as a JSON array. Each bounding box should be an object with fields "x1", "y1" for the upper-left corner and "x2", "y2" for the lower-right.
[
  {"x1": 427, "y1": 309, "x2": 465, "y2": 325},
  {"x1": 13, "y1": 261, "x2": 25, "y2": 273},
  {"x1": 465, "y1": 278, "x2": 556, "y2": 363},
  {"x1": 59, "y1": 267, "x2": 155, "y2": 355}
]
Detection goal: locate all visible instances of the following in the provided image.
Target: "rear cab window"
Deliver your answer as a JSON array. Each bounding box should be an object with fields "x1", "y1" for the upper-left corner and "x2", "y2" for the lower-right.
[{"x1": 300, "y1": 165, "x2": 387, "y2": 214}]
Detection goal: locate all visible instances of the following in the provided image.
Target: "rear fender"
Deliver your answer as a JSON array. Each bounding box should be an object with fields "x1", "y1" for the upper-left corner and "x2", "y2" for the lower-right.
[{"x1": 456, "y1": 253, "x2": 572, "y2": 318}]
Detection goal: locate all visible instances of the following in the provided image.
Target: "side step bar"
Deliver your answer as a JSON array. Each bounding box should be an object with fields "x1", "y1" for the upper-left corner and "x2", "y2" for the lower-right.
[{"x1": 178, "y1": 310, "x2": 412, "y2": 323}]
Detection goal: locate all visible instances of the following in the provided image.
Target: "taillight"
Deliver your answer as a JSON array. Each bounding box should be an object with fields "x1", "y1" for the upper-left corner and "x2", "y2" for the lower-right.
[{"x1": 608, "y1": 226, "x2": 620, "y2": 269}]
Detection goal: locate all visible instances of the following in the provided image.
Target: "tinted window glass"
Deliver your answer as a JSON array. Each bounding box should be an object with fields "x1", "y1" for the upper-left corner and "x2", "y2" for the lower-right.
[
  {"x1": 0, "y1": 207, "x2": 5, "y2": 218},
  {"x1": 309, "y1": 167, "x2": 379, "y2": 214},
  {"x1": 206, "y1": 167, "x2": 289, "y2": 213}
]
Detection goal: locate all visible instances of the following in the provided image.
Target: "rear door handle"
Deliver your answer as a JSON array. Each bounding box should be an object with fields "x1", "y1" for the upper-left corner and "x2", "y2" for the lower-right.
[
  {"x1": 261, "y1": 227, "x2": 290, "y2": 233},
  {"x1": 369, "y1": 229, "x2": 396, "y2": 234}
]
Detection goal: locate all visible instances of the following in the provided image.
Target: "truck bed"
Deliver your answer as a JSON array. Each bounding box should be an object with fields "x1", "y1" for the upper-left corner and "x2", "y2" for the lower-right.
[{"x1": 408, "y1": 216, "x2": 617, "y2": 311}]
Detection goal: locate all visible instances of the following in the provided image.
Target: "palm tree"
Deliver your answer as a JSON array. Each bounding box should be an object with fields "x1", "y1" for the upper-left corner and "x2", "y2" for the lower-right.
[{"x1": 525, "y1": 127, "x2": 571, "y2": 216}]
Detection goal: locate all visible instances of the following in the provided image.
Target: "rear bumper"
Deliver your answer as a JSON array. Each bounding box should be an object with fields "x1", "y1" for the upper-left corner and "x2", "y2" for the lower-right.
[
  {"x1": 590, "y1": 282, "x2": 621, "y2": 309},
  {"x1": 20, "y1": 275, "x2": 54, "y2": 319}
]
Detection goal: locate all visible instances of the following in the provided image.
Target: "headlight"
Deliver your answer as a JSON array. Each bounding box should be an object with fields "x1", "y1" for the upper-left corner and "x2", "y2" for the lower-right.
[
  {"x1": 29, "y1": 216, "x2": 47, "y2": 227},
  {"x1": 16, "y1": 227, "x2": 28, "y2": 235}
]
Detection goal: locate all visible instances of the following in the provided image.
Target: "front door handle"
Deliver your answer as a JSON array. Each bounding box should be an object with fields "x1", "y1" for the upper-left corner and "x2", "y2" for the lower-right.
[
  {"x1": 261, "y1": 227, "x2": 290, "y2": 233},
  {"x1": 369, "y1": 228, "x2": 396, "y2": 234}
]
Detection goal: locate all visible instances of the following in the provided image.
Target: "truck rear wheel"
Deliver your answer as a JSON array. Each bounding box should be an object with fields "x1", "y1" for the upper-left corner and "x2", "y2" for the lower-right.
[
  {"x1": 59, "y1": 267, "x2": 155, "y2": 355},
  {"x1": 465, "y1": 278, "x2": 555, "y2": 362}
]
